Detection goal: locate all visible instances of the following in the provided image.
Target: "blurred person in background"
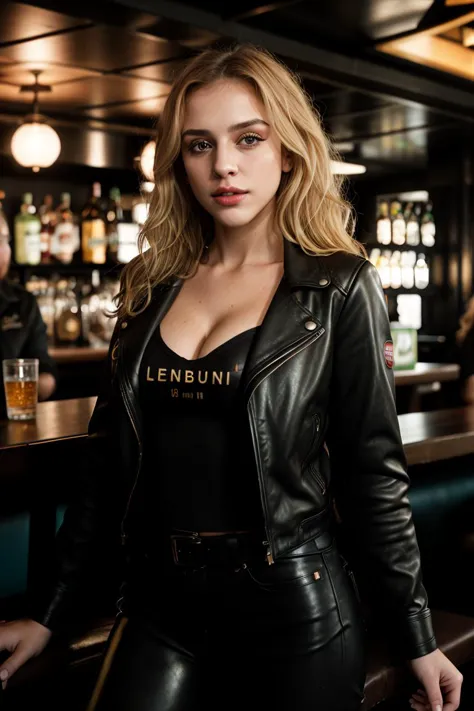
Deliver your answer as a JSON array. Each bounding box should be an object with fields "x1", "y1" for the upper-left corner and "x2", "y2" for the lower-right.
[{"x1": 0, "y1": 221, "x2": 56, "y2": 416}]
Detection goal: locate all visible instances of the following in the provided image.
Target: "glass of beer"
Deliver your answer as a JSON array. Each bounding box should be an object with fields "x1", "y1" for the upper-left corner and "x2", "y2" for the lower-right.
[{"x1": 2, "y1": 358, "x2": 39, "y2": 421}]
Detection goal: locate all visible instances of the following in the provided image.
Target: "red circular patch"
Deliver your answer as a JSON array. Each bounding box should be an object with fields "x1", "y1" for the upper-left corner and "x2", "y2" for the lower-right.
[{"x1": 384, "y1": 341, "x2": 394, "y2": 369}]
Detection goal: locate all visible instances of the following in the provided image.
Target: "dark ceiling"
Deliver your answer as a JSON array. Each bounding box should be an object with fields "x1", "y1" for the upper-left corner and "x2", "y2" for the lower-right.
[
  {"x1": 181, "y1": 0, "x2": 434, "y2": 44},
  {"x1": 0, "y1": 0, "x2": 472, "y2": 176}
]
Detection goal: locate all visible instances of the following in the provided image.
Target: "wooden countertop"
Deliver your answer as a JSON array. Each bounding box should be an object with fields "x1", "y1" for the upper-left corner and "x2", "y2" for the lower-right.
[
  {"x1": 2, "y1": 397, "x2": 474, "y2": 468},
  {"x1": 0, "y1": 397, "x2": 96, "y2": 449},
  {"x1": 49, "y1": 347, "x2": 108, "y2": 363},
  {"x1": 399, "y1": 407, "x2": 474, "y2": 466},
  {"x1": 394, "y1": 362, "x2": 460, "y2": 386}
]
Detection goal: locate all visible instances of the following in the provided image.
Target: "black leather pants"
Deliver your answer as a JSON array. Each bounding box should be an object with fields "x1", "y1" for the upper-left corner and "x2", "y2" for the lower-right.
[{"x1": 87, "y1": 535, "x2": 367, "y2": 711}]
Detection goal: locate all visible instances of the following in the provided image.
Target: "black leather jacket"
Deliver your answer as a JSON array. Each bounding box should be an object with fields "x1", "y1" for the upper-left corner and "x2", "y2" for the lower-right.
[{"x1": 39, "y1": 241, "x2": 436, "y2": 660}]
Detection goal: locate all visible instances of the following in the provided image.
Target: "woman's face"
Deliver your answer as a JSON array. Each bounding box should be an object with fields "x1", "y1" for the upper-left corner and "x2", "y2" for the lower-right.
[{"x1": 181, "y1": 78, "x2": 291, "y2": 230}]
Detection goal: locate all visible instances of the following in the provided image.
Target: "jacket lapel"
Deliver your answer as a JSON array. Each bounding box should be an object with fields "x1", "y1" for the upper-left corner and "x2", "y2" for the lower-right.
[
  {"x1": 119, "y1": 278, "x2": 183, "y2": 392},
  {"x1": 117, "y1": 240, "x2": 330, "y2": 399},
  {"x1": 241, "y1": 241, "x2": 330, "y2": 397}
]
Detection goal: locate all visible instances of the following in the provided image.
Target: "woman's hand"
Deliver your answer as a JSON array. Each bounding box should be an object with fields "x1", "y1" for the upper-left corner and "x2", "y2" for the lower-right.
[
  {"x1": 408, "y1": 648, "x2": 463, "y2": 711},
  {"x1": 0, "y1": 619, "x2": 52, "y2": 690}
]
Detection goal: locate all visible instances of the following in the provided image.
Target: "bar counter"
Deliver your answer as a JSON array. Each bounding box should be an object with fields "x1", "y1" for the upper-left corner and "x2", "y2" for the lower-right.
[
  {"x1": 49, "y1": 347, "x2": 108, "y2": 364},
  {"x1": 0, "y1": 397, "x2": 472, "y2": 467},
  {"x1": 394, "y1": 362, "x2": 460, "y2": 386},
  {"x1": 0, "y1": 397, "x2": 96, "y2": 449}
]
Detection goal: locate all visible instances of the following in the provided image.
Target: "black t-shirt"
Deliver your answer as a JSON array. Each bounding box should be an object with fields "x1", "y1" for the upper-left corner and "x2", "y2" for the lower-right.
[
  {"x1": 0, "y1": 280, "x2": 57, "y2": 417},
  {"x1": 137, "y1": 324, "x2": 263, "y2": 533}
]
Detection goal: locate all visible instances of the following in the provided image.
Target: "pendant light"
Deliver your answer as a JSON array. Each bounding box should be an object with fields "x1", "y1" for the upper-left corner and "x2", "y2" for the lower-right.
[{"x1": 10, "y1": 70, "x2": 61, "y2": 173}]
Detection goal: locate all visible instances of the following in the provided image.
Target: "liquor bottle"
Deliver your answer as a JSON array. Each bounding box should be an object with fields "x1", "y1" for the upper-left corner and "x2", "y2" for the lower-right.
[
  {"x1": 389, "y1": 250, "x2": 402, "y2": 289},
  {"x1": 14, "y1": 193, "x2": 41, "y2": 265},
  {"x1": 38, "y1": 194, "x2": 56, "y2": 263},
  {"x1": 376, "y1": 201, "x2": 391, "y2": 245},
  {"x1": 50, "y1": 193, "x2": 80, "y2": 265},
  {"x1": 117, "y1": 222, "x2": 141, "y2": 264},
  {"x1": 35, "y1": 277, "x2": 55, "y2": 345},
  {"x1": 105, "y1": 187, "x2": 123, "y2": 262},
  {"x1": 405, "y1": 203, "x2": 421, "y2": 246},
  {"x1": 0, "y1": 190, "x2": 9, "y2": 243},
  {"x1": 81, "y1": 182, "x2": 107, "y2": 264},
  {"x1": 54, "y1": 278, "x2": 82, "y2": 346},
  {"x1": 390, "y1": 200, "x2": 406, "y2": 246},
  {"x1": 81, "y1": 270, "x2": 109, "y2": 346},
  {"x1": 414, "y1": 253, "x2": 429, "y2": 290},
  {"x1": 401, "y1": 251, "x2": 415, "y2": 289},
  {"x1": 420, "y1": 202, "x2": 436, "y2": 247}
]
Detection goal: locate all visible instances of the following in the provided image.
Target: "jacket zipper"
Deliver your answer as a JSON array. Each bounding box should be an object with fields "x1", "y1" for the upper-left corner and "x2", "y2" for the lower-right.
[
  {"x1": 245, "y1": 327, "x2": 325, "y2": 564},
  {"x1": 310, "y1": 415, "x2": 326, "y2": 495},
  {"x1": 119, "y1": 376, "x2": 143, "y2": 546},
  {"x1": 310, "y1": 464, "x2": 326, "y2": 495}
]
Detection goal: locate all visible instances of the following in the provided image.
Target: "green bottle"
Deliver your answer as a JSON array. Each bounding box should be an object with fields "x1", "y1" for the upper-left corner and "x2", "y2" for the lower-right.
[{"x1": 14, "y1": 193, "x2": 41, "y2": 265}]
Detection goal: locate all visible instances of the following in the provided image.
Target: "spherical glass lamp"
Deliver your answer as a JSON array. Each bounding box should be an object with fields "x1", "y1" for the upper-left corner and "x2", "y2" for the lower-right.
[
  {"x1": 139, "y1": 140, "x2": 156, "y2": 182},
  {"x1": 11, "y1": 119, "x2": 61, "y2": 173}
]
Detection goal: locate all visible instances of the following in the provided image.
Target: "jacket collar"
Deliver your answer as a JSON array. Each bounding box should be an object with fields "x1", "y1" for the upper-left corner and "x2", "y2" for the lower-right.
[{"x1": 283, "y1": 240, "x2": 332, "y2": 290}]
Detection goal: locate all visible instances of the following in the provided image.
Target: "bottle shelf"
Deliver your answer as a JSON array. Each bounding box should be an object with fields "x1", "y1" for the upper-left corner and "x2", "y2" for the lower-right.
[
  {"x1": 364, "y1": 242, "x2": 437, "y2": 252},
  {"x1": 383, "y1": 286, "x2": 434, "y2": 294},
  {"x1": 10, "y1": 261, "x2": 124, "y2": 277},
  {"x1": 4, "y1": 182, "x2": 146, "y2": 284}
]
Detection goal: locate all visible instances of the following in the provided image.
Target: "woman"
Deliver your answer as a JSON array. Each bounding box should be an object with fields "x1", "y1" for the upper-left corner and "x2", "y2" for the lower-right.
[{"x1": 0, "y1": 44, "x2": 462, "y2": 711}]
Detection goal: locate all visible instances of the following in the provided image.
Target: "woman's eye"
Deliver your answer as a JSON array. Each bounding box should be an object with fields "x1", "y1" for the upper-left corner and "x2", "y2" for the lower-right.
[
  {"x1": 239, "y1": 134, "x2": 262, "y2": 147},
  {"x1": 189, "y1": 140, "x2": 211, "y2": 153}
]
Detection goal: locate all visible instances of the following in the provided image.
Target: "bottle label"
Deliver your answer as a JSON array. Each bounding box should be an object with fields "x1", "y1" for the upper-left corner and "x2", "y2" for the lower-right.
[
  {"x1": 117, "y1": 222, "x2": 140, "y2": 263},
  {"x1": 392, "y1": 218, "x2": 406, "y2": 245},
  {"x1": 401, "y1": 267, "x2": 414, "y2": 289},
  {"x1": 51, "y1": 223, "x2": 80, "y2": 263},
  {"x1": 24, "y1": 224, "x2": 41, "y2": 265},
  {"x1": 377, "y1": 218, "x2": 391, "y2": 245},
  {"x1": 421, "y1": 223, "x2": 435, "y2": 247},
  {"x1": 82, "y1": 220, "x2": 106, "y2": 263},
  {"x1": 406, "y1": 222, "x2": 420, "y2": 246},
  {"x1": 57, "y1": 313, "x2": 81, "y2": 342},
  {"x1": 414, "y1": 262, "x2": 429, "y2": 289}
]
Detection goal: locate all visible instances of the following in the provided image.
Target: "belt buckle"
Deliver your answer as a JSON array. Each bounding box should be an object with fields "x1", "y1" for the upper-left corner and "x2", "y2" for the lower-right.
[{"x1": 170, "y1": 532, "x2": 202, "y2": 566}]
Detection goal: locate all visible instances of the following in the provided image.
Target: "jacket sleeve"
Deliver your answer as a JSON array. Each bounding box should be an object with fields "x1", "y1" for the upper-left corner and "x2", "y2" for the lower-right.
[
  {"x1": 31, "y1": 328, "x2": 121, "y2": 633},
  {"x1": 327, "y1": 260, "x2": 437, "y2": 661}
]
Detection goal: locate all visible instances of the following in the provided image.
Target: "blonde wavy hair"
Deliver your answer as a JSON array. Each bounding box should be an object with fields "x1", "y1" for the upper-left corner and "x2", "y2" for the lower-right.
[
  {"x1": 116, "y1": 43, "x2": 366, "y2": 318},
  {"x1": 456, "y1": 296, "x2": 474, "y2": 345}
]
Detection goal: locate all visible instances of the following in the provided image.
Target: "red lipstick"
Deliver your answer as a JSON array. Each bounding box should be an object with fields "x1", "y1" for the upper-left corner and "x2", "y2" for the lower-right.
[{"x1": 211, "y1": 186, "x2": 248, "y2": 207}]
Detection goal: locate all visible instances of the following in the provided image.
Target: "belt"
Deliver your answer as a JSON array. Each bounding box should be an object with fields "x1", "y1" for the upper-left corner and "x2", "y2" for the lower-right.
[{"x1": 170, "y1": 530, "x2": 266, "y2": 568}]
